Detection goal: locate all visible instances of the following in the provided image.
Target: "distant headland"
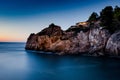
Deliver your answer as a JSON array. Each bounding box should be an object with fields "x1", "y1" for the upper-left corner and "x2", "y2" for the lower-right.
[{"x1": 25, "y1": 6, "x2": 120, "y2": 56}]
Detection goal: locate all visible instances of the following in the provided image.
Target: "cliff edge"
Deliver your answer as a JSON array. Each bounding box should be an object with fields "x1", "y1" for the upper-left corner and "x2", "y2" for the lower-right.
[{"x1": 25, "y1": 22, "x2": 120, "y2": 56}]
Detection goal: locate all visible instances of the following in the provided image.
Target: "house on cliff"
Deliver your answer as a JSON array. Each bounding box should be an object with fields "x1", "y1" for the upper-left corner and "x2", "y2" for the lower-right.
[{"x1": 76, "y1": 22, "x2": 89, "y2": 27}]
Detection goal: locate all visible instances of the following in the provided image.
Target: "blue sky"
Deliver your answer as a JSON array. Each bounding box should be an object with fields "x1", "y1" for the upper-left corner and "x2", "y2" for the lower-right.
[{"x1": 0, "y1": 0, "x2": 120, "y2": 42}]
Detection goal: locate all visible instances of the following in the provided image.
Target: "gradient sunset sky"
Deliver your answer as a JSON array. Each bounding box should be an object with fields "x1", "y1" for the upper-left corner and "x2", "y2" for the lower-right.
[{"x1": 0, "y1": 0, "x2": 120, "y2": 42}]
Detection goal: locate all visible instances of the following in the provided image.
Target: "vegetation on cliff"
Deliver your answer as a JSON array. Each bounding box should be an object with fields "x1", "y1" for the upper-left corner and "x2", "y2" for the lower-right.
[{"x1": 88, "y1": 6, "x2": 120, "y2": 33}]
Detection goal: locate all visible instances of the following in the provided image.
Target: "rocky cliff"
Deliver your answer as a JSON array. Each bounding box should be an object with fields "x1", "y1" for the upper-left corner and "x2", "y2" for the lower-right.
[
  {"x1": 25, "y1": 23, "x2": 120, "y2": 56},
  {"x1": 106, "y1": 31, "x2": 120, "y2": 56}
]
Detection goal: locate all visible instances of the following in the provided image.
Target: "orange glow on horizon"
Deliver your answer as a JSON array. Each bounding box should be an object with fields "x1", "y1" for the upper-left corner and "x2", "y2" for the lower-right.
[{"x1": 0, "y1": 35, "x2": 26, "y2": 42}]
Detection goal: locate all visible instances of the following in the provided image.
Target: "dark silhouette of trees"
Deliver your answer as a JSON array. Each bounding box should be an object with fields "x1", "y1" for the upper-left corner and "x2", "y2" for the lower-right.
[
  {"x1": 87, "y1": 6, "x2": 120, "y2": 33},
  {"x1": 88, "y1": 12, "x2": 99, "y2": 22},
  {"x1": 112, "y1": 6, "x2": 120, "y2": 32},
  {"x1": 100, "y1": 6, "x2": 120, "y2": 33},
  {"x1": 114, "y1": 6, "x2": 120, "y2": 21},
  {"x1": 100, "y1": 6, "x2": 114, "y2": 32}
]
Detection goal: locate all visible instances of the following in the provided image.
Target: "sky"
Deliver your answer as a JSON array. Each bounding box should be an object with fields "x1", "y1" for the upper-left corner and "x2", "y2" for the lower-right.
[{"x1": 0, "y1": 0, "x2": 120, "y2": 42}]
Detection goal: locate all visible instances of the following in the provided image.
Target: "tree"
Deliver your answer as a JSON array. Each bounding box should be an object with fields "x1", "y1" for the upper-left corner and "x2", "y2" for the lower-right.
[
  {"x1": 100, "y1": 6, "x2": 114, "y2": 33},
  {"x1": 88, "y1": 12, "x2": 99, "y2": 22},
  {"x1": 114, "y1": 6, "x2": 120, "y2": 21},
  {"x1": 112, "y1": 6, "x2": 120, "y2": 32}
]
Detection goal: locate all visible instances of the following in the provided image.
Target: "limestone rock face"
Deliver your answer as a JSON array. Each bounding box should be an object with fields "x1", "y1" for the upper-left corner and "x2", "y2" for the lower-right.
[
  {"x1": 50, "y1": 40, "x2": 71, "y2": 54},
  {"x1": 88, "y1": 28, "x2": 110, "y2": 55},
  {"x1": 106, "y1": 31, "x2": 120, "y2": 56},
  {"x1": 25, "y1": 33, "x2": 39, "y2": 50},
  {"x1": 68, "y1": 31, "x2": 90, "y2": 54},
  {"x1": 25, "y1": 24, "x2": 63, "y2": 52},
  {"x1": 37, "y1": 23, "x2": 63, "y2": 36},
  {"x1": 25, "y1": 23, "x2": 120, "y2": 56}
]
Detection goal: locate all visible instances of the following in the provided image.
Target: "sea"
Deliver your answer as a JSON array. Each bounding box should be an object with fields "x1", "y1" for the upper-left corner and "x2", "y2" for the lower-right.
[{"x1": 0, "y1": 42, "x2": 120, "y2": 80}]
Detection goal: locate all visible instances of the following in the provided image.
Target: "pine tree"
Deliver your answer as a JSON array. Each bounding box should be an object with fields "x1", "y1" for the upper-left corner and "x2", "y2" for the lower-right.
[
  {"x1": 88, "y1": 12, "x2": 99, "y2": 22},
  {"x1": 100, "y1": 6, "x2": 114, "y2": 33},
  {"x1": 114, "y1": 6, "x2": 120, "y2": 21}
]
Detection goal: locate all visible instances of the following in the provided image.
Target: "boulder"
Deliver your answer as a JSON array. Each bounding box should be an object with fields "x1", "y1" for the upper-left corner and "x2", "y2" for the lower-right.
[{"x1": 106, "y1": 31, "x2": 120, "y2": 56}]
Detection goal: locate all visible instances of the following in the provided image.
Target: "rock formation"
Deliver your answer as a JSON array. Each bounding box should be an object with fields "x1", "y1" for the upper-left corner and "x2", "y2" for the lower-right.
[
  {"x1": 25, "y1": 22, "x2": 120, "y2": 56},
  {"x1": 106, "y1": 31, "x2": 120, "y2": 56}
]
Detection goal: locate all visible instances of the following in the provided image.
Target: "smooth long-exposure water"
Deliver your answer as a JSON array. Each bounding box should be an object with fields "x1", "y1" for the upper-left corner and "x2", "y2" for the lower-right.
[{"x1": 0, "y1": 42, "x2": 120, "y2": 80}]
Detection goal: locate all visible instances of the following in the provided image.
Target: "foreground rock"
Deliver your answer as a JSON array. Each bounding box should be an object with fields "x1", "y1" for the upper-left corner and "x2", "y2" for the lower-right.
[
  {"x1": 106, "y1": 31, "x2": 120, "y2": 56},
  {"x1": 88, "y1": 27, "x2": 110, "y2": 56},
  {"x1": 25, "y1": 23, "x2": 120, "y2": 56}
]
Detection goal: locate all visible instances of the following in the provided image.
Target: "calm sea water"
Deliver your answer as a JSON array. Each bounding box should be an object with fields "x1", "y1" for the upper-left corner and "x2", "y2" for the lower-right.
[{"x1": 0, "y1": 42, "x2": 120, "y2": 80}]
